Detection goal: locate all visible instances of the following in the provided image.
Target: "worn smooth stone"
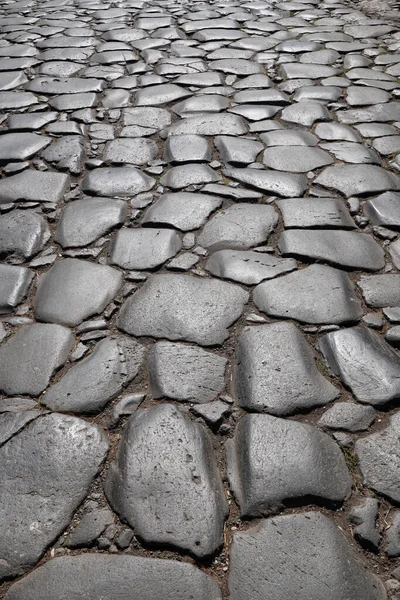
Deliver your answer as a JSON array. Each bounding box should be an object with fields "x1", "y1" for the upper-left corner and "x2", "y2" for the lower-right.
[
  {"x1": 103, "y1": 138, "x2": 158, "y2": 165},
  {"x1": 254, "y1": 264, "x2": 363, "y2": 325},
  {"x1": 0, "y1": 210, "x2": 49, "y2": 258},
  {"x1": 0, "y1": 92, "x2": 38, "y2": 110},
  {"x1": 227, "y1": 414, "x2": 351, "y2": 515},
  {"x1": 49, "y1": 93, "x2": 98, "y2": 111},
  {"x1": 223, "y1": 167, "x2": 308, "y2": 198},
  {"x1": 65, "y1": 508, "x2": 114, "y2": 548},
  {"x1": 34, "y1": 259, "x2": 122, "y2": 327},
  {"x1": 0, "y1": 410, "x2": 41, "y2": 446},
  {"x1": 205, "y1": 250, "x2": 296, "y2": 284},
  {"x1": 280, "y1": 63, "x2": 338, "y2": 79},
  {"x1": 356, "y1": 412, "x2": 400, "y2": 503},
  {"x1": 337, "y1": 102, "x2": 400, "y2": 124},
  {"x1": 386, "y1": 513, "x2": 400, "y2": 557},
  {"x1": 315, "y1": 122, "x2": 362, "y2": 142},
  {"x1": 277, "y1": 197, "x2": 355, "y2": 228},
  {"x1": 81, "y1": 167, "x2": 155, "y2": 197},
  {"x1": 0, "y1": 133, "x2": 51, "y2": 163},
  {"x1": 135, "y1": 83, "x2": 191, "y2": 106},
  {"x1": 263, "y1": 146, "x2": 333, "y2": 172},
  {"x1": 229, "y1": 512, "x2": 386, "y2": 600},
  {"x1": 373, "y1": 136, "x2": 400, "y2": 156},
  {"x1": 110, "y1": 228, "x2": 181, "y2": 270},
  {"x1": 142, "y1": 192, "x2": 222, "y2": 231},
  {"x1": 315, "y1": 164, "x2": 400, "y2": 197},
  {"x1": 0, "y1": 324, "x2": 74, "y2": 396},
  {"x1": 278, "y1": 229, "x2": 385, "y2": 271},
  {"x1": 364, "y1": 192, "x2": 400, "y2": 228},
  {"x1": 0, "y1": 170, "x2": 70, "y2": 204},
  {"x1": 319, "y1": 142, "x2": 380, "y2": 165},
  {"x1": 172, "y1": 95, "x2": 229, "y2": 117},
  {"x1": 347, "y1": 85, "x2": 390, "y2": 107},
  {"x1": 3, "y1": 555, "x2": 222, "y2": 600},
  {"x1": 197, "y1": 203, "x2": 278, "y2": 250},
  {"x1": 27, "y1": 76, "x2": 105, "y2": 95},
  {"x1": 123, "y1": 106, "x2": 171, "y2": 129},
  {"x1": 117, "y1": 274, "x2": 248, "y2": 346},
  {"x1": 160, "y1": 164, "x2": 221, "y2": 189},
  {"x1": 42, "y1": 336, "x2": 145, "y2": 414},
  {"x1": 215, "y1": 136, "x2": 263, "y2": 165},
  {"x1": 0, "y1": 264, "x2": 33, "y2": 314},
  {"x1": 281, "y1": 102, "x2": 332, "y2": 127},
  {"x1": 105, "y1": 404, "x2": 228, "y2": 557},
  {"x1": 165, "y1": 113, "x2": 248, "y2": 136},
  {"x1": 319, "y1": 327, "x2": 400, "y2": 407},
  {"x1": 56, "y1": 197, "x2": 127, "y2": 248},
  {"x1": 6, "y1": 112, "x2": 58, "y2": 132},
  {"x1": 0, "y1": 414, "x2": 108, "y2": 581},
  {"x1": 149, "y1": 341, "x2": 227, "y2": 403},
  {"x1": 358, "y1": 275, "x2": 400, "y2": 307},
  {"x1": 260, "y1": 129, "x2": 318, "y2": 147},
  {"x1": 318, "y1": 403, "x2": 376, "y2": 432},
  {"x1": 293, "y1": 85, "x2": 342, "y2": 102},
  {"x1": 164, "y1": 135, "x2": 211, "y2": 163},
  {"x1": 0, "y1": 71, "x2": 27, "y2": 91},
  {"x1": 233, "y1": 322, "x2": 338, "y2": 414}
]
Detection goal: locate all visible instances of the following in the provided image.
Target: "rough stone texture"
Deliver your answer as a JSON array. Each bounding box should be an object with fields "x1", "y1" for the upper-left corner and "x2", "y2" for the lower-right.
[
  {"x1": 0, "y1": 170, "x2": 70, "y2": 204},
  {"x1": 350, "y1": 498, "x2": 380, "y2": 552},
  {"x1": 105, "y1": 404, "x2": 228, "y2": 557},
  {"x1": 110, "y1": 227, "x2": 182, "y2": 270},
  {"x1": 0, "y1": 264, "x2": 33, "y2": 314},
  {"x1": 227, "y1": 414, "x2": 351, "y2": 515},
  {"x1": 318, "y1": 403, "x2": 376, "y2": 432},
  {"x1": 205, "y1": 250, "x2": 297, "y2": 284},
  {"x1": 81, "y1": 168, "x2": 155, "y2": 197},
  {"x1": 0, "y1": 211, "x2": 49, "y2": 259},
  {"x1": 142, "y1": 192, "x2": 222, "y2": 231},
  {"x1": 277, "y1": 197, "x2": 355, "y2": 229}
]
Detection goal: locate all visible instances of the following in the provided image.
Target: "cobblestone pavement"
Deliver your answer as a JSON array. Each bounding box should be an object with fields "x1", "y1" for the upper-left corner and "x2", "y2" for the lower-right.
[{"x1": 2, "y1": 0, "x2": 400, "y2": 598}]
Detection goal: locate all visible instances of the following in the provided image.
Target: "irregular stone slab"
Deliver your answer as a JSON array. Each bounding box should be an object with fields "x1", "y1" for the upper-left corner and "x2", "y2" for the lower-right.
[
  {"x1": 319, "y1": 327, "x2": 400, "y2": 407},
  {"x1": 215, "y1": 135, "x2": 263, "y2": 166},
  {"x1": 385, "y1": 512, "x2": 400, "y2": 557},
  {"x1": 0, "y1": 92, "x2": 38, "y2": 110},
  {"x1": 41, "y1": 136, "x2": 85, "y2": 175},
  {"x1": 0, "y1": 324, "x2": 74, "y2": 396},
  {"x1": 0, "y1": 264, "x2": 33, "y2": 314},
  {"x1": 7, "y1": 112, "x2": 58, "y2": 132},
  {"x1": 0, "y1": 71, "x2": 27, "y2": 91},
  {"x1": 364, "y1": 192, "x2": 400, "y2": 228},
  {"x1": 356, "y1": 411, "x2": 400, "y2": 503},
  {"x1": 149, "y1": 341, "x2": 227, "y2": 403},
  {"x1": 3, "y1": 554, "x2": 222, "y2": 600},
  {"x1": 205, "y1": 250, "x2": 296, "y2": 284},
  {"x1": 0, "y1": 414, "x2": 108, "y2": 581},
  {"x1": 135, "y1": 83, "x2": 191, "y2": 106},
  {"x1": 142, "y1": 192, "x2": 222, "y2": 231},
  {"x1": 337, "y1": 102, "x2": 400, "y2": 124},
  {"x1": 278, "y1": 230, "x2": 385, "y2": 271},
  {"x1": 315, "y1": 164, "x2": 400, "y2": 197},
  {"x1": 319, "y1": 142, "x2": 379, "y2": 165},
  {"x1": 103, "y1": 138, "x2": 158, "y2": 165},
  {"x1": 56, "y1": 197, "x2": 127, "y2": 248},
  {"x1": 122, "y1": 107, "x2": 171, "y2": 130},
  {"x1": 105, "y1": 404, "x2": 228, "y2": 557},
  {"x1": 49, "y1": 93, "x2": 98, "y2": 111},
  {"x1": 164, "y1": 135, "x2": 211, "y2": 163},
  {"x1": 315, "y1": 122, "x2": 362, "y2": 142},
  {"x1": 227, "y1": 414, "x2": 351, "y2": 515},
  {"x1": 350, "y1": 498, "x2": 380, "y2": 552},
  {"x1": 165, "y1": 113, "x2": 248, "y2": 137},
  {"x1": 110, "y1": 228, "x2": 181, "y2": 270},
  {"x1": 211, "y1": 58, "x2": 263, "y2": 75},
  {"x1": 318, "y1": 403, "x2": 376, "y2": 432},
  {"x1": 254, "y1": 264, "x2": 362, "y2": 325},
  {"x1": 82, "y1": 167, "x2": 155, "y2": 197},
  {"x1": 260, "y1": 129, "x2": 318, "y2": 147},
  {"x1": 229, "y1": 512, "x2": 386, "y2": 600},
  {"x1": 281, "y1": 102, "x2": 332, "y2": 127},
  {"x1": 234, "y1": 322, "x2": 338, "y2": 414},
  {"x1": 197, "y1": 204, "x2": 278, "y2": 250},
  {"x1": 43, "y1": 336, "x2": 145, "y2": 414},
  {"x1": 172, "y1": 95, "x2": 229, "y2": 117},
  {"x1": 0, "y1": 170, "x2": 70, "y2": 204},
  {"x1": 263, "y1": 146, "x2": 333, "y2": 172},
  {"x1": 0, "y1": 411, "x2": 41, "y2": 446},
  {"x1": 277, "y1": 198, "x2": 355, "y2": 228},
  {"x1": 26, "y1": 77, "x2": 105, "y2": 95},
  {"x1": 160, "y1": 164, "x2": 221, "y2": 189},
  {"x1": 280, "y1": 63, "x2": 338, "y2": 79},
  {"x1": 117, "y1": 274, "x2": 248, "y2": 346},
  {"x1": 223, "y1": 167, "x2": 308, "y2": 198},
  {"x1": 357, "y1": 275, "x2": 400, "y2": 307},
  {"x1": 34, "y1": 259, "x2": 122, "y2": 327},
  {"x1": 0, "y1": 133, "x2": 51, "y2": 162},
  {"x1": 65, "y1": 509, "x2": 114, "y2": 548}
]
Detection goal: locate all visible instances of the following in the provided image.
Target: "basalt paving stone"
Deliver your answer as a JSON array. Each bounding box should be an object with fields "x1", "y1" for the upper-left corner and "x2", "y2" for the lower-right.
[
  {"x1": 319, "y1": 326, "x2": 400, "y2": 407},
  {"x1": 210, "y1": 58, "x2": 263, "y2": 75},
  {"x1": 254, "y1": 263, "x2": 363, "y2": 325},
  {"x1": 42, "y1": 336, "x2": 145, "y2": 414},
  {"x1": 319, "y1": 142, "x2": 380, "y2": 164},
  {"x1": 110, "y1": 227, "x2": 181, "y2": 270},
  {"x1": 228, "y1": 512, "x2": 386, "y2": 600},
  {"x1": 337, "y1": 102, "x2": 400, "y2": 124},
  {"x1": 0, "y1": 264, "x2": 33, "y2": 314},
  {"x1": 160, "y1": 164, "x2": 221, "y2": 189},
  {"x1": 0, "y1": 411, "x2": 42, "y2": 446},
  {"x1": 142, "y1": 192, "x2": 222, "y2": 231},
  {"x1": 3, "y1": 555, "x2": 222, "y2": 600},
  {"x1": 104, "y1": 404, "x2": 228, "y2": 557},
  {"x1": 227, "y1": 414, "x2": 351, "y2": 516},
  {"x1": 122, "y1": 106, "x2": 171, "y2": 129},
  {"x1": 278, "y1": 229, "x2": 385, "y2": 271},
  {"x1": 277, "y1": 198, "x2": 355, "y2": 228},
  {"x1": 6, "y1": 112, "x2": 58, "y2": 131},
  {"x1": 197, "y1": 203, "x2": 278, "y2": 251},
  {"x1": 293, "y1": 85, "x2": 342, "y2": 102},
  {"x1": 214, "y1": 136, "x2": 263, "y2": 166},
  {"x1": 0, "y1": 414, "x2": 108, "y2": 581},
  {"x1": 148, "y1": 341, "x2": 227, "y2": 403},
  {"x1": 279, "y1": 63, "x2": 338, "y2": 79},
  {"x1": 364, "y1": 192, "x2": 400, "y2": 228},
  {"x1": 229, "y1": 104, "x2": 281, "y2": 121},
  {"x1": 175, "y1": 72, "x2": 224, "y2": 87},
  {"x1": 49, "y1": 93, "x2": 98, "y2": 111},
  {"x1": 0, "y1": 210, "x2": 49, "y2": 258},
  {"x1": 26, "y1": 76, "x2": 105, "y2": 94},
  {"x1": 315, "y1": 122, "x2": 362, "y2": 142},
  {"x1": 0, "y1": 71, "x2": 27, "y2": 91},
  {"x1": 260, "y1": 129, "x2": 318, "y2": 147},
  {"x1": 0, "y1": 170, "x2": 70, "y2": 204},
  {"x1": 205, "y1": 250, "x2": 297, "y2": 284},
  {"x1": 223, "y1": 168, "x2": 308, "y2": 197},
  {"x1": 81, "y1": 167, "x2": 155, "y2": 197},
  {"x1": 172, "y1": 95, "x2": 230, "y2": 117},
  {"x1": 56, "y1": 197, "x2": 127, "y2": 248},
  {"x1": 318, "y1": 402, "x2": 377, "y2": 432},
  {"x1": 373, "y1": 136, "x2": 400, "y2": 156},
  {"x1": 233, "y1": 322, "x2": 338, "y2": 414},
  {"x1": 346, "y1": 86, "x2": 390, "y2": 107},
  {"x1": 34, "y1": 258, "x2": 122, "y2": 327},
  {"x1": 356, "y1": 412, "x2": 400, "y2": 504},
  {"x1": 232, "y1": 73, "x2": 273, "y2": 88},
  {"x1": 164, "y1": 113, "x2": 248, "y2": 137},
  {"x1": 164, "y1": 135, "x2": 211, "y2": 164},
  {"x1": 357, "y1": 275, "x2": 400, "y2": 307},
  {"x1": 0, "y1": 132, "x2": 51, "y2": 162},
  {"x1": 117, "y1": 274, "x2": 248, "y2": 346},
  {"x1": 0, "y1": 323, "x2": 74, "y2": 396},
  {"x1": 233, "y1": 89, "x2": 289, "y2": 105},
  {"x1": 315, "y1": 164, "x2": 400, "y2": 197},
  {"x1": 41, "y1": 136, "x2": 85, "y2": 174},
  {"x1": 281, "y1": 102, "x2": 332, "y2": 127},
  {"x1": 263, "y1": 146, "x2": 333, "y2": 172},
  {"x1": 135, "y1": 83, "x2": 191, "y2": 106},
  {"x1": 103, "y1": 138, "x2": 158, "y2": 165}
]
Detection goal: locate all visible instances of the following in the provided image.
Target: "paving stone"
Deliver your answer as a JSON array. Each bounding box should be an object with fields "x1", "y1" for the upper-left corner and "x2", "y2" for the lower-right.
[
  {"x1": 350, "y1": 498, "x2": 380, "y2": 552},
  {"x1": 0, "y1": 71, "x2": 28, "y2": 91},
  {"x1": 164, "y1": 135, "x2": 211, "y2": 163},
  {"x1": 0, "y1": 410, "x2": 42, "y2": 446},
  {"x1": 135, "y1": 83, "x2": 191, "y2": 106},
  {"x1": 65, "y1": 508, "x2": 114, "y2": 548},
  {"x1": 56, "y1": 197, "x2": 127, "y2": 248},
  {"x1": 356, "y1": 411, "x2": 400, "y2": 503},
  {"x1": 117, "y1": 274, "x2": 248, "y2": 346},
  {"x1": 165, "y1": 113, "x2": 248, "y2": 136},
  {"x1": 337, "y1": 102, "x2": 400, "y2": 124},
  {"x1": 0, "y1": 170, "x2": 70, "y2": 204},
  {"x1": 103, "y1": 138, "x2": 158, "y2": 165},
  {"x1": 227, "y1": 413, "x2": 351, "y2": 515},
  {"x1": 110, "y1": 227, "x2": 181, "y2": 270},
  {"x1": 205, "y1": 249, "x2": 296, "y2": 284},
  {"x1": 160, "y1": 164, "x2": 221, "y2": 189},
  {"x1": 0, "y1": 92, "x2": 38, "y2": 110},
  {"x1": 0, "y1": 414, "x2": 108, "y2": 581},
  {"x1": 49, "y1": 93, "x2": 98, "y2": 111},
  {"x1": 6, "y1": 112, "x2": 58, "y2": 132},
  {"x1": 27, "y1": 76, "x2": 105, "y2": 95},
  {"x1": 122, "y1": 106, "x2": 171, "y2": 129},
  {"x1": 3, "y1": 554, "x2": 222, "y2": 600},
  {"x1": 215, "y1": 135, "x2": 263, "y2": 165},
  {"x1": 172, "y1": 95, "x2": 229, "y2": 117},
  {"x1": 233, "y1": 322, "x2": 338, "y2": 414},
  {"x1": 293, "y1": 85, "x2": 342, "y2": 102},
  {"x1": 0, "y1": 264, "x2": 33, "y2": 314},
  {"x1": 277, "y1": 197, "x2": 355, "y2": 228},
  {"x1": 0, "y1": 133, "x2": 51, "y2": 163},
  {"x1": 373, "y1": 136, "x2": 400, "y2": 156},
  {"x1": 41, "y1": 136, "x2": 85, "y2": 174},
  {"x1": 280, "y1": 63, "x2": 338, "y2": 79},
  {"x1": 149, "y1": 341, "x2": 227, "y2": 403},
  {"x1": 260, "y1": 129, "x2": 318, "y2": 147},
  {"x1": 263, "y1": 146, "x2": 333, "y2": 172},
  {"x1": 43, "y1": 336, "x2": 145, "y2": 414},
  {"x1": 105, "y1": 404, "x2": 228, "y2": 557},
  {"x1": 278, "y1": 229, "x2": 385, "y2": 271},
  {"x1": 386, "y1": 513, "x2": 400, "y2": 557},
  {"x1": 319, "y1": 142, "x2": 380, "y2": 164},
  {"x1": 358, "y1": 275, "x2": 400, "y2": 307},
  {"x1": 81, "y1": 167, "x2": 155, "y2": 197},
  {"x1": 254, "y1": 264, "x2": 363, "y2": 325},
  {"x1": 318, "y1": 403, "x2": 377, "y2": 432},
  {"x1": 229, "y1": 511, "x2": 385, "y2": 600},
  {"x1": 34, "y1": 259, "x2": 122, "y2": 327},
  {"x1": 347, "y1": 85, "x2": 390, "y2": 107},
  {"x1": 197, "y1": 203, "x2": 278, "y2": 250},
  {"x1": 0, "y1": 210, "x2": 49, "y2": 258},
  {"x1": 0, "y1": 324, "x2": 74, "y2": 396},
  {"x1": 281, "y1": 102, "x2": 332, "y2": 127},
  {"x1": 223, "y1": 167, "x2": 308, "y2": 197},
  {"x1": 315, "y1": 122, "x2": 362, "y2": 142},
  {"x1": 319, "y1": 326, "x2": 400, "y2": 406},
  {"x1": 315, "y1": 164, "x2": 400, "y2": 197},
  {"x1": 142, "y1": 192, "x2": 222, "y2": 231}
]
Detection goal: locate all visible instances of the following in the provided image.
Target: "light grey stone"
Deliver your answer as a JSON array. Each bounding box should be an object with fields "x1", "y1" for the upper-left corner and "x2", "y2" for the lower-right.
[
  {"x1": 0, "y1": 133, "x2": 51, "y2": 162},
  {"x1": 358, "y1": 275, "x2": 400, "y2": 307},
  {"x1": 110, "y1": 228, "x2": 181, "y2": 270},
  {"x1": 65, "y1": 509, "x2": 114, "y2": 548},
  {"x1": 81, "y1": 167, "x2": 155, "y2": 197},
  {"x1": 260, "y1": 129, "x2": 318, "y2": 147},
  {"x1": 0, "y1": 410, "x2": 41, "y2": 446},
  {"x1": 0, "y1": 264, "x2": 33, "y2": 314},
  {"x1": 277, "y1": 197, "x2": 355, "y2": 228},
  {"x1": 160, "y1": 164, "x2": 221, "y2": 189},
  {"x1": 281, "y1": 101, "x2": 332, "y2": 127},
  {"x1": 318, "y1": 403, "x2": 376, "y2": 432},
  {"x1": 319, "y1": 142, "x2": 380, "y2": 164},
  {"x1": 223, "y1": 167, "x2": 308, "y2": 198},
  {"x1": 315, "y1": 165, "x2": 400, "y2": 197},
  {"x1": 215, "y1": 136, "x2": 263, "y2": 165},
  {"x1": 205, "y1": 250, "x2": 297, "y2": 284},
  {"x1": 135, "y1": 83, "x2": 191, "y2": 106},
  {"x1": 349, "y1": 498, "x2": 380, "y2": 551},
  {"x1": 263, "y1": 146, "x2": 333, "y2": 172},
  {"x1": 103, "y1": 138, "x2": 158, "y2": 165},
  {"x1": 164, "y1": 135, "x2": 211, "y2": 163},
  {"x1": 165, "y1": 113, "x2": 248, "y2": 137},
  {"x1": 142, "y1": 192, "x2": 222, "y2": 231},
  {"x1": 0, "y1": 170, "x2": 70, "y2": 204}
]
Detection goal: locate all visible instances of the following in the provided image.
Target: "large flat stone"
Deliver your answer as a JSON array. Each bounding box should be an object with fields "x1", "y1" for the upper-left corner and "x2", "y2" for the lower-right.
[
  {"x1": 357, "y1": 275, "x2": 400, "y2": 307},
  {"x1": 277, "y1": 197, "x2": 355, "y2": 229},
  {"x1": 0, "y1": 170, "x2": 70, "y2": 204},
  {"x1": 0, "y1": 264, "x2": 33, "y2": 314},
  {"x1": 315, "y1": 165, "x2": 400, "y2": 197},
  {"x1": 81, "y1": 168, "x2": 155, "y2": 197},
  {"x1": 110, "y1": 228, "x2": 181, "y2": 270},
  {"x1": 223, "y1": 167, "x2": 308, "y2": 197},
  {"x1": 0, "y1": 210, "x2": 49, "y2": 259},
  {"x1": 205, "y1": 249, "x2": 297, "y2": 284},
  {"x1": 0, "y1": 133, "x2": 51, "y2": 162},
  {"x1": 142, "y1": 192, "x2": 222, "y2": 231}
]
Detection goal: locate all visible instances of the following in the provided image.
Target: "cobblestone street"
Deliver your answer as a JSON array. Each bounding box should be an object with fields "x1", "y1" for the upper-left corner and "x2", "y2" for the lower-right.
[{"x1": 1, "y1": 0, "x2": 400, "y2": 597}]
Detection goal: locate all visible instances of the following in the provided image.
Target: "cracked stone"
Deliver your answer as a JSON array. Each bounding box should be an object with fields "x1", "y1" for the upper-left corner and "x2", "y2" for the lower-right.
[
  {"x1": 205, "y1": 249, "x2": 296, "y2": 284},
  {"x1": 0, "y1": 264, "x2": 33, "y2": 314},
  {"x1": 82, "y1": 167, "x2": 155, "y2": 197},
  {"x1": 315, "y1": 164, "x2": 400, "y2": 197},
  {"x1": 223, "y1": 167, "x2": 308, "y2": 197},
  {"x1": 142, "y1": 192, "x2": 221, "y2": 231}
]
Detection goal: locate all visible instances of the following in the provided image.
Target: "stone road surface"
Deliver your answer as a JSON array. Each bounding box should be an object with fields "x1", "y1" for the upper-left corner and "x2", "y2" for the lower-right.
[{"x1": 1, "y1": 0, "x2": 400, "y2": 597}]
